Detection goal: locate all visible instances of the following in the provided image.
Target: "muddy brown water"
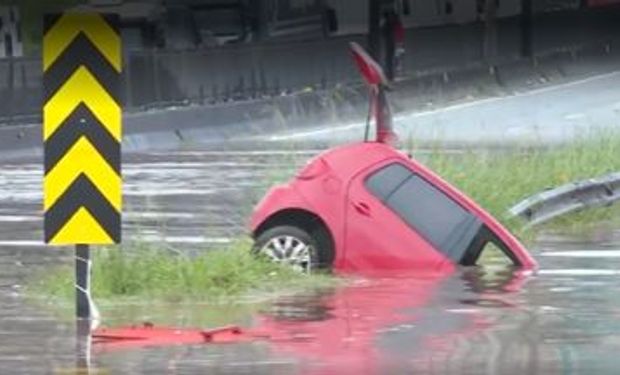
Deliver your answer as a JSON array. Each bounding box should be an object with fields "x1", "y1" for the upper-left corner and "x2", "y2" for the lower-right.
[{"x1": 2, "y1": 150, "x2": 620, "y2": 374}]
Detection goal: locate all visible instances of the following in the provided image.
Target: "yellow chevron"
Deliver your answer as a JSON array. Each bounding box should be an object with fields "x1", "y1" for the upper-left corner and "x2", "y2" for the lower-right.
[
  {"x1": 43, "y1": 12, "x2": 121, "y2": 72},
  {"x1": 50, "y1": 207, "x2": 114, "y2": 245},
  {"x1": 44, "y1": 66, "x2": 121, "y2": 142},
  {"x1": 44, "y1": 136, "x2": 121, "y2": 211}
]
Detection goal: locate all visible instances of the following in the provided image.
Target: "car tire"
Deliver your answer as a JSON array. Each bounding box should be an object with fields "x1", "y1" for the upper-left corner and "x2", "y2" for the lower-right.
[{"x1": 253, "y1": 226, "x2": 325, "y2": 273}]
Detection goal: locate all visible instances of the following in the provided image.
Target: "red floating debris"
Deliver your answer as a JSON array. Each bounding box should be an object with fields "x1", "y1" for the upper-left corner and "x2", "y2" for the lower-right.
[{"x1": 93, "y1": 323, "x2": 252, "y2": 352}]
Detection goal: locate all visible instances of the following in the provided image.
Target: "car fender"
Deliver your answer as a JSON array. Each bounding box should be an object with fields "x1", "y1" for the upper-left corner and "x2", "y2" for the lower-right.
[{"x1": 249, "y1": 183, "x2": 318, "y2": 234}]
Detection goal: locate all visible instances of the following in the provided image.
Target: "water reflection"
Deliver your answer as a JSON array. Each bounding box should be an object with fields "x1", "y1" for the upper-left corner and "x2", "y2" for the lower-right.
[
  {"x1": 89, "y1": 267, "x2": 537, "y2": 374},
  {"x1": 84, "y1": 245, "x2": 620, "y2": 374},
  {"x1": 254, "y1": 268, "x2": 531, "y2": 375}
]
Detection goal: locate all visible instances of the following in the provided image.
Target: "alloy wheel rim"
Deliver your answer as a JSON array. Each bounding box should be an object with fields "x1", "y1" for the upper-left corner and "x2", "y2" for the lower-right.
[{"x1": 259, "y1": 235, "x2": 313, "y2": 273}]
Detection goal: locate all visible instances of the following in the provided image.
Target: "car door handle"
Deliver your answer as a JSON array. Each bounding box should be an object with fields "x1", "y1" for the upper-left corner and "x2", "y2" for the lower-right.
[{"x1": 353, "y1": 202, "x2": 371, "y2": 216}]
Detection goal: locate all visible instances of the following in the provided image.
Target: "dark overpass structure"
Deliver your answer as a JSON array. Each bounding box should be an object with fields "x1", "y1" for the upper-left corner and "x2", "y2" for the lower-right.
[{"x1": 0, "y1": 0, "x2": 619, "y2": 126}]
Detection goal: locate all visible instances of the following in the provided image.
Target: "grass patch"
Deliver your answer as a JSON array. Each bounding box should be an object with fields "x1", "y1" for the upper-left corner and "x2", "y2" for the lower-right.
[
  {"x1": 418, "y1": 132, "x2": 620, "y2": 238},
  {"x1": 30, "y1": 240, "x2": 339, "y2": 306}
]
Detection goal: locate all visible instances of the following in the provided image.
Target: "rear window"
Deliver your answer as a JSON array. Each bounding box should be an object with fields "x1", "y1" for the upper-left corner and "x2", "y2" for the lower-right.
[{"x1": 365, "y1": 163, "x2": 483, "y2": 262}]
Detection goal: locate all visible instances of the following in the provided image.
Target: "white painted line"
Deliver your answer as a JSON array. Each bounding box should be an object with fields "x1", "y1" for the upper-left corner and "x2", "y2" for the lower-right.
[
  {"x1": 268, "y1": 70, "x2": 620, "y2": 141},
  {"x1": 124, "y1": 189, "x2": 215, "y2": 197},
  {"x1": 541, "y1": 250, "x2": 620, "y2": 258},
  {"x1": 0, "y1": 240, "x2": 45, "y2": 247},
  {"x1": 0, "y1": 216, "x2": 39, "y2": 222},
  {"x1": 125, "y1": 212, "x2": 198, "y2": 220},
  {"x1": 526, "y1": 70, "x2": 620, "y2": 96},
  {"x1": 142, "y1": 150, "x2": 322, "y2": 157},
  {"x1": 447, "y1": 308, "x2": 480, "y2": 314},
  {"x1": 401, "y1": 71, "x2": 620, "y2": 119},
  {"x1": 563, "y1": 113, "x2": 586, "y2": 121},
  {"x1": 539, "y1": 269, "x2": 620, "y2": 276}
]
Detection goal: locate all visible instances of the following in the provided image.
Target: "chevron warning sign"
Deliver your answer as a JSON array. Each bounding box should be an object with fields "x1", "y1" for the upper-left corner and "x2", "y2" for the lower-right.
[{"x1": 43, "y1": 13, "x2": 122, "y2": 245}]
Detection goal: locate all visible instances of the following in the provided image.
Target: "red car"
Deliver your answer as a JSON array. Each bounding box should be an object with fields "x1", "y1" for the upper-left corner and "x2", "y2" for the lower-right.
[{"x1": 250, "y1": 43, "x2": 537, "y2": 273}]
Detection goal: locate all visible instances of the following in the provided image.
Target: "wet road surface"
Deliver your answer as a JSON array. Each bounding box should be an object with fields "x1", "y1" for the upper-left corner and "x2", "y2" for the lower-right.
[
  {"x1": 3, "y1": 150, "x2": 620, "y2": 374},
  {"x1": 263, "y1": 70, "x2": 620, "y2": 146}
]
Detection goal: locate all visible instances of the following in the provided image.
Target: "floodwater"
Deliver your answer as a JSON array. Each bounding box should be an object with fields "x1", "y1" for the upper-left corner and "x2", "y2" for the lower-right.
[{"x1": 2, "y1": 149, "x2": 620, "y2": 374}]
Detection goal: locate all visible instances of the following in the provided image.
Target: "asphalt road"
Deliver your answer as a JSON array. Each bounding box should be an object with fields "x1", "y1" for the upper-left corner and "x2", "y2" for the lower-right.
[{"x1": 264, "y1": 69, "x2": 620, "y2": 146}]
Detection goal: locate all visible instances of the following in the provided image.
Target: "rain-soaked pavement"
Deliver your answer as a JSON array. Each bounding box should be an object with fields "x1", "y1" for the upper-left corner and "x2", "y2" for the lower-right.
[{"x1": 3, "y1": 149, "x2": 620, "y2": 374}]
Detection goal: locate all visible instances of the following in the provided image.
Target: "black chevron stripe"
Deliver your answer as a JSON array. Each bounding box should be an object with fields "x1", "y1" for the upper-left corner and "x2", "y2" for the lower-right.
[
  {"x1": 43, "y1": 14, "x2": 62, "y2": 35},
  {"x1": 43, "y1": 13, "x2": 121, "y2": 38},
  {"x1": 44, "y1": 103, "x2": 120, "y2": 174},
  {"x1": 45, "y1": 174, "x2": 121, "y2": 243},
  {"x1": 99, "y1": 14, "x2": 121, "y2": 35},
  {"x1": 44, "y1": 32, "x2": 121, "y2": 103}
]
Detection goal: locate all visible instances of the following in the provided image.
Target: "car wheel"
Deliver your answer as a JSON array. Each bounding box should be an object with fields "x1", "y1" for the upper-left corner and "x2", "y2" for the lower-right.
[{"x1": 253, "y1": 226, "x2": 320, "y2": 273}]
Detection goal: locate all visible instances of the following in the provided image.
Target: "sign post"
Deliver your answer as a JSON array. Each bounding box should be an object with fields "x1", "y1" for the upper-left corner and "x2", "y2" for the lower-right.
[
  {"x1": 43, "y1": 13, "x2": 122, "y2": 323},
  {"x1": 75, "y1": 244, "x2": 94, "y2": 320}
]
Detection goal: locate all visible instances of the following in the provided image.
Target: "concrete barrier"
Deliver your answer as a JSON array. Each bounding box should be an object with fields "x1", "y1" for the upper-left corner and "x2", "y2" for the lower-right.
[
  {"x1": 3, "y1": 43, "x2": 620, "y2": 162},
  {"x1": 3, "y1": 7, "x2": 620, "y2": 161},
  {"x1": 3, "y1": 6, "x2": 620, "y2": 123}
]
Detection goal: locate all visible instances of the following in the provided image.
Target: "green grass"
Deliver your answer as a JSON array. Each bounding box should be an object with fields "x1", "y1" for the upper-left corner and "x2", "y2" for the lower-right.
[
  {"x1": 30, "y1": 240, "x2": 339, "y2": 306},
  {"x1": 418, "y1": 131, "x2": 620, "y2": 238}
]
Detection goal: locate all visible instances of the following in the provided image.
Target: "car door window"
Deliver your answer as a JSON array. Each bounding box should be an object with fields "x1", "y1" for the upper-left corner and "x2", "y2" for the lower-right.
[
  {"x1": 365, "y1": 163, "x2": 410, "y2": 201},
  {"x1": 364, "y1": 163, "x2": 516, "y2": 265}
]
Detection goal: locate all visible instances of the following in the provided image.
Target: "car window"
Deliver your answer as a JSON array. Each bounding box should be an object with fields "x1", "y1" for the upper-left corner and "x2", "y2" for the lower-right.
[
  {"x1": 364, "y1": 163, "x2": 517, "y2": 265},
  {"x1": 365, "y1": 163, "x2": 410, "y2": 201},
  {"x1": 384, "y1": 173, "x2": 482, "y2": 262}
]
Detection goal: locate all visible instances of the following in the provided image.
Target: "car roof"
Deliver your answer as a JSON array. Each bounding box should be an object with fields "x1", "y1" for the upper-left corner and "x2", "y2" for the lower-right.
[{"x1": 316, "y1": 142, "x2": 403, "y2": 181}]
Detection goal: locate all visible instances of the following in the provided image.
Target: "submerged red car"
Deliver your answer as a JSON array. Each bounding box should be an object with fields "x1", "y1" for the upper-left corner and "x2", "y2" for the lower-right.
[{"x1": 250, "y1": 43, "x2": 537, "y2": 273}]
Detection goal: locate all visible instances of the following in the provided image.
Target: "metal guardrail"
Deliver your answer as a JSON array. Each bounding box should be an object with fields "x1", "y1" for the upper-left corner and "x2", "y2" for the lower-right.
[{"x1": 509, "y1": 172, "x2": 620, "y2": 226}]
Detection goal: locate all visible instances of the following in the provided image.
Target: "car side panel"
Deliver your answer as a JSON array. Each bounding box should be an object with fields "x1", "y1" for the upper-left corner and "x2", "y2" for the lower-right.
[
  {"x1": 343, "y1": 159, "x2": 455, "y2": 272},
  {"x1": 292, "y1": 171, "x2": 348, "y2": 267}
]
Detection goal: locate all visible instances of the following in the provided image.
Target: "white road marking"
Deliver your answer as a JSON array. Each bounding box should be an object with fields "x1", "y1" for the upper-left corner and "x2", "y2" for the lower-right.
[
  {"x1": 268, "y1": 70, "x2": 620, "y2": 141},
  {"x1": 539, "y1": 269, "x2": 620, "y2": 276},
  {"x1": 0, "y1": 240, "x2": 45, "y2": 247},
  {"x1": 0, "y1": 216, "x2": 39, "y2": 222},
  {"x1": 541, "y1": 250, "x2": 620, "y2": 258},
  {"x1": 563, "y1": 113, "x2": 586, "y2": 121}
]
